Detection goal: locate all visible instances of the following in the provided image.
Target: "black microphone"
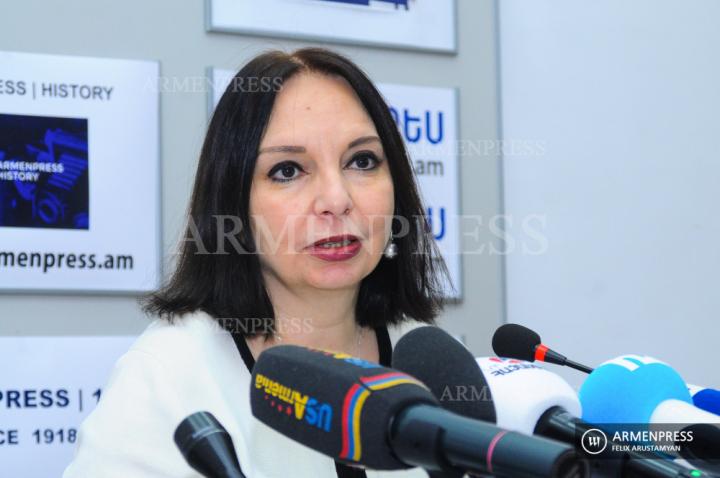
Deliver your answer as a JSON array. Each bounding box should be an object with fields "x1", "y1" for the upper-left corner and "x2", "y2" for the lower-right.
[
  {"x1": 394, "y1": 326, "x2": 702, "y2": 478},
  {"x1": 392, "y1": 326, "x2": 497, "y2": 424},
  {"x1": 492, "y1": 323, "x2": 594, "y2": 374},
  {"x1": 392, "y1": 326, "x2": 498, "y2": 478},
  {"x1": 250, "y1": 344, "x2": 584, "y2": 478},
  {"x1": 174, "y1": 411, "x2": 247, "y2": 478}
]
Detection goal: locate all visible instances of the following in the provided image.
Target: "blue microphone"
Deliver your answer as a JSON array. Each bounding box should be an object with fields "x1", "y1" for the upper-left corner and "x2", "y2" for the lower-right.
[
  {"x1": 579, "y1": 355, "x2": 693, "y2": 424},
  {"x1": 688, "y1": 385, "x2": 720, "y2": 417}
]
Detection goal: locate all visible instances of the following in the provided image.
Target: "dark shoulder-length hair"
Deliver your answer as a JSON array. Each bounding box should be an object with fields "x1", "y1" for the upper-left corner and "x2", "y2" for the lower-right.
[{"x1": 143, "y1": 47, "x2": 451, "y2": 336}]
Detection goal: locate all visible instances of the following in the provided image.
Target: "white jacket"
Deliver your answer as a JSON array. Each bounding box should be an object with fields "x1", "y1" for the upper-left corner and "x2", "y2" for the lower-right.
[{"x1": 62, "y1": 311, "x2": 428, "y2": 478}]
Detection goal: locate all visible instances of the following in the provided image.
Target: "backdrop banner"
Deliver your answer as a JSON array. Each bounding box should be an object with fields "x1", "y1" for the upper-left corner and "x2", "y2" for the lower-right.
[
  {"x1": 0, "y1": 51, "x2": 160, "y2": 293},
  {"x1": 0, "y1": 335, "x2": 136, "y2": 477}
]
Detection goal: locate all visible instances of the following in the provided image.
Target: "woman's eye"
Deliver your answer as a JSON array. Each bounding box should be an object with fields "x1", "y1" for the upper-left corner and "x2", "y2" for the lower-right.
[
  {"x1": 268, "y1": 161, "x2": 303, "y2": 183},
  {"x1": 348, "y1": 151, "x2": 382, "y2": 170}
]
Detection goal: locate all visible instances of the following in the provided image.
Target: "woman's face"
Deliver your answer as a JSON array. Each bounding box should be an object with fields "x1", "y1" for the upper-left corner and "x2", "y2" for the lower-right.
[{"x1": 249, "y1": 72, "x2": 394, "y2": 292}]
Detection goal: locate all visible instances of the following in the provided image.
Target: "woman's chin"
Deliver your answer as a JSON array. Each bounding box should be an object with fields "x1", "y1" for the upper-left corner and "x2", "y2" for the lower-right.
[{"x1": 303, "y1": 264, "x2": 364, "y2": 290}]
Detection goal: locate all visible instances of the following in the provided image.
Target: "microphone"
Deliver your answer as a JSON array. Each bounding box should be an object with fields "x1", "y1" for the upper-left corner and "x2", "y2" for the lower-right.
[
  {"x1": 475, "y1": 357, "x2": 581, "y2": 435},
  {"x1": 391, "y1": 325, "x2": 497, "y2": 424},
  {"x1": 393, "y1": 326, "x2": 706, "y2": 478},
  {"x1": 391, "y1": 325, "x2": 496, "y2": 478},
  {"x1": 250, "y1": 344, "x2": 584, "y2": 478},
  {"x1": 492, "y1": 323, "x2": 593, "y2": 374},
  {"x1": 688, "y1": 385, "x2": 720, "y2": 417},
  {"x1": 174, "y1": 411, "x2": 247, "y2": 478},
  {"x1": 579, "y1": 355, "x2": 720, "y2": 471}
]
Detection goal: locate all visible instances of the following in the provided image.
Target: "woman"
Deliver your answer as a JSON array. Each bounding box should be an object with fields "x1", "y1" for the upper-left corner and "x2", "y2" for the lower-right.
[{"x1": 63, "y1": 47, "x2": 451, "y2": 478}]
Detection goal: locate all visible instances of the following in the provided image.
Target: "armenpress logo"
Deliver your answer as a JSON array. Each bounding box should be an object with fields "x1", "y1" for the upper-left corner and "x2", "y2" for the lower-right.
[{"x1": 581, "y1": 428, "x2": 608, "y2": 455}]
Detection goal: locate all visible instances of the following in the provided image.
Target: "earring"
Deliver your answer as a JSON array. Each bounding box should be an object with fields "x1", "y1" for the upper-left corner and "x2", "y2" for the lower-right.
[{"x1": 383, "y1": 233, "x2": 398, "y2": 259}]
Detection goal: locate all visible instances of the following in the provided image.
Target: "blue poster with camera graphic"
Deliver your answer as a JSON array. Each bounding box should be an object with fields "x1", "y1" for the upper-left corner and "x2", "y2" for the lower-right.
[{"x1": 0, "y1": 113, "x2": 89, "y2": 230}]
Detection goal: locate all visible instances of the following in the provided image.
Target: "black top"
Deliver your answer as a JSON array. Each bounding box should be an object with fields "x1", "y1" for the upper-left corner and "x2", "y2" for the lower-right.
[{"x1": 230, "y1": 326, "x2": 393, "y2": 478}]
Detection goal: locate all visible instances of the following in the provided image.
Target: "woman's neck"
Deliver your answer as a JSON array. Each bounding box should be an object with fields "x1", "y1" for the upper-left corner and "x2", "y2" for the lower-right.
[{"x1": 246, "y1": 273, "x2": 378, "y2": 362}]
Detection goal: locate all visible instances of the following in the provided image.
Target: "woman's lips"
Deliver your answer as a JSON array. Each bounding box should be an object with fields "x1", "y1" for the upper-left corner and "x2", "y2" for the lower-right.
[
  {"x1": 311, "y1": 234, "x2": 359, "y2": 246},
  {"x1": 306, "y1": 238, "x2": 361, "y2": 262}
]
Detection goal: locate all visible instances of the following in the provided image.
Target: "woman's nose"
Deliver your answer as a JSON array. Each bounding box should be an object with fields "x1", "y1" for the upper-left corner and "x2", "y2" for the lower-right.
[{"x1": 312, "y1": 169, "x2": 353, "y2": 217}]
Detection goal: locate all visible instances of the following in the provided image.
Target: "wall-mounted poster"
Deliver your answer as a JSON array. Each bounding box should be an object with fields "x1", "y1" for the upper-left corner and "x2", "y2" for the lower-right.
[
  {"x1": 205, "y1": 0, "x2": 457, "y2": 53},
  {"x1": 0, "y1": 51, "x2": 160, "y2": 293},
  {"x1": 0, "y1": 335, "x2": 136, "y2": 477},
  {"x1": 210, "y1": 68, "x2": 461, "y2": 299}
]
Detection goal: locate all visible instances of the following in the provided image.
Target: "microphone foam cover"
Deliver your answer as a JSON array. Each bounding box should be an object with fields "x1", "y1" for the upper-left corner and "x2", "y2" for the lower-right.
[
  {"x1": 579, "y1": 355, "x2": 692, "y2": 424},
  {"x1": 392, "y1": 326, "x2": 497, "y2": 423},
  {"x1": 250, "y1": 345, "x2": 439, "y2": 470},
  {"x1": 692, "y1": 388, "x2": 720, "y2": 416},
  {"x1": 174, "y1": 411, "x2": 241, "y2": 478},
  {"x1": 476, "y1": 357, "x2": 581, "y2": 435},
  {"x1": 492, "y1": 324, "x2": 541, "y2": 362}
]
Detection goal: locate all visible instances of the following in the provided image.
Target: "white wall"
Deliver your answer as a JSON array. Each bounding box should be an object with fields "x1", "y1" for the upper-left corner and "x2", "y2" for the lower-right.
[{"x1": 498, "y1": 0, "x2": 720, "y2": 387}]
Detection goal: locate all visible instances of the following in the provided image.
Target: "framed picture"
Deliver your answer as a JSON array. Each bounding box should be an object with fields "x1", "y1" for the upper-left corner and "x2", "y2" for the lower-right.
[
  {"x1": 0, "y1": 51, "x2": 160, "y2": 293},
  {"x1": 206, "y1": 0, "x2": 457, "y2": 53}
]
